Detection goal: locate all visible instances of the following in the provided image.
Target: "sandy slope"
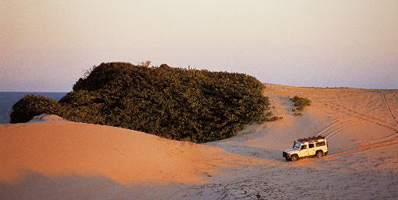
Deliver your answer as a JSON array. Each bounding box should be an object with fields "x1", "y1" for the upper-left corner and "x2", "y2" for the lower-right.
[
  {"x1": 1, "y1": 84, "x2": 398, "y2": 199},
  {"x1": 179, "y1": 84, "x2": 398, "y2": 200},
  {"x1": 168, "y1": 84, "x2": 398, "y2": 199},
  {"x1": 0, "y1": 115, "x2": 250, "y2": 199}
]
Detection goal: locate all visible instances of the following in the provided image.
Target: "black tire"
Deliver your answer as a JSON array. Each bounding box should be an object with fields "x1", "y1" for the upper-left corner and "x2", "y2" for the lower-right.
[
  {"x1": 316, "y1": 151, "x2": 324, "y2": 158},
  {"x1": 291, "y1": 154, "x2": 298, "y2": 161}
]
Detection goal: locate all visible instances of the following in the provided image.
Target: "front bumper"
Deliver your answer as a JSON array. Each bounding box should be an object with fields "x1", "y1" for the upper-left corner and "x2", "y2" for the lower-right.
[{"x1": 283, "y1": 151, "x2": 291, "y2": 159}]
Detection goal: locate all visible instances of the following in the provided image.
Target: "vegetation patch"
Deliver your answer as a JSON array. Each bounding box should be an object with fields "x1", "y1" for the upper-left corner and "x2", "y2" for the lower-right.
[
  {"x1": 290, "y1": 96, "x2": 311, "y2": 116},
  {"x1": 10, "y1": 95, "x2": 61, "y2": 123},
  {"x1": 10, "y1": 62, "x2": 274, "y2": 143}
]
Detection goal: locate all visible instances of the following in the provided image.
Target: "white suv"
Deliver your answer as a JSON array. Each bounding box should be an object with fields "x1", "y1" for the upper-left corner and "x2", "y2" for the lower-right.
[{"x1": 283, "y1": 136, "x2": 328, "y2": 161}]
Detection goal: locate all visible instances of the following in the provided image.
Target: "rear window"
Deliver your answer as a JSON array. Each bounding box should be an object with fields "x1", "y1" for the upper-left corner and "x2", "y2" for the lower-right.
[{"x1": 316, "y1": 142, "x2": 326, "y2": 147}]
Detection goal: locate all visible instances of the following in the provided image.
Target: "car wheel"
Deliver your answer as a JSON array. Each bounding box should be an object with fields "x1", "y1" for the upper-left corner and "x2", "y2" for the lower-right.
[
  {"x1": 316, "y1": 151, "x2": 324, "y2": 158},
  {"x1": 291, "y1": 154, "x2": 298, "y2": 161}
]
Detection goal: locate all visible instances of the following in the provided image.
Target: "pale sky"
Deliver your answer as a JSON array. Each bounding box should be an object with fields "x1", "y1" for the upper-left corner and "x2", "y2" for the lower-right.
[{"x1": 1, "y1": 0, "x2": 397, "y2": 92}]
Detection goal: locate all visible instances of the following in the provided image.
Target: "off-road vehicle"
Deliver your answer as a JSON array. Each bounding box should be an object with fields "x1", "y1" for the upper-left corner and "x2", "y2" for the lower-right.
[{"x1": 283, "y1": 136, "x2": 328, "y2": 161}]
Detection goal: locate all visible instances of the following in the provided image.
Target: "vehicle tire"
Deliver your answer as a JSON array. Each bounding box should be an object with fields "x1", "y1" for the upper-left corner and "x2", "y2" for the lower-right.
[
  {"x1": 291, "y1": 154, "x2": 298, "y2": 161},
  {"x1": 316, "y1": 151, "x2": 324, "y2": 158}
]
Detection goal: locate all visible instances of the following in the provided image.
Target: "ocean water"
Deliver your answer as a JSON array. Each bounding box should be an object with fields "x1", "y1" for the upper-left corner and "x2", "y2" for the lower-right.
[{"x1": 0, "y1": 92, "x2": 67, "y2": 124}]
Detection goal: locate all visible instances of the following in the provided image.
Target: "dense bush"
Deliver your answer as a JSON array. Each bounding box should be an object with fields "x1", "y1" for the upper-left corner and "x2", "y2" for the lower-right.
[
  {"x1": 11, "y1": 62, "x2": 273, "y2": 143},
  {"x1": 10, "y1": 95, "x2": 61, "y2": 123},
  {"x1": 290, "y1": 96, "x2": 311, "y2": 111}
]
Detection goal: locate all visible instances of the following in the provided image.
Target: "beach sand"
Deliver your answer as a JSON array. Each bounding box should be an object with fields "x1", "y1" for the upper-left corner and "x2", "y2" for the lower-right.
[{"x1": 1, "y1": 84, "x2": 398, "y2": 199}]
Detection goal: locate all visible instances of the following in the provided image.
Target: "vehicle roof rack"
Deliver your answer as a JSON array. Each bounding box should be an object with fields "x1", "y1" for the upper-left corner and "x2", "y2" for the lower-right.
[{"x1": 297, "y1": 136, "x2": 325, "y2": 142}]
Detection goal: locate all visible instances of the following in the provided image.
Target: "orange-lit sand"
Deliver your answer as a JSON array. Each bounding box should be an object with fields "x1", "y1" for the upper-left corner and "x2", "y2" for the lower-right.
[
  {"x1": 1, "y1": 85, "x2": 398, "y2": 199},
  {"x1": 0, "y1": 115, "x2": 235, "y2": 185}
]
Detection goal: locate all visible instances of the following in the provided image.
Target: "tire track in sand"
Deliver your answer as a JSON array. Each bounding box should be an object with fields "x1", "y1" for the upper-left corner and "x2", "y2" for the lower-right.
[
  {"x1": 297, "y1": 130, "x2": 398, "y2": 162},
  {"x1": 313, "y1": 118, "x2": 365, "y2": 139},
  {"x1": 381, "y1": 92, "x2": 398, "y2": 128},
  {"x1": 314, "y1": 119, "x2": 353, "y2": 137},
  {"x1": 292, "y1": 119, "x2": 365, "y2": 163},
  {"x1": 324, "y1": 131, "x2": 398, "y2": 161},
  {"x1": 325, "y1": 121, "x2": 366, "y2": 139},
  {"x1": 278, "y1": 90, "x2": 398, "y2": 162},
  {"x1": 302, "y1": 93, "x2": 398, "y2": 161},
  {"x1": 292, "y1": 90, "x2": 397, "y2": 132},
  {"x1": 315, "y1": 98, "x2": 397, "y2": 132}
]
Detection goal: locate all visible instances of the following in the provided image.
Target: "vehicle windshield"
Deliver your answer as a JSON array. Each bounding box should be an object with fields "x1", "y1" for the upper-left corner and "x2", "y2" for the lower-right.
[{"x1": 293, "y1": 141, "x2": 301, "y2": 149}]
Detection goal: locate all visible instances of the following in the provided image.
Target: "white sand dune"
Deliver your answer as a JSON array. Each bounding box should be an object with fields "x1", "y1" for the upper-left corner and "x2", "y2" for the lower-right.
[{"x1": 1, "y1": 84, "x2": 398, "y2": 199}]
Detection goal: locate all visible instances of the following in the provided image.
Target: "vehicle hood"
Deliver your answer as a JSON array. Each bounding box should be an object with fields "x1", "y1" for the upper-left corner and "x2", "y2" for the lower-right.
[{"x1": 284, "y1": 149, "x2": 298, "y2": 154}]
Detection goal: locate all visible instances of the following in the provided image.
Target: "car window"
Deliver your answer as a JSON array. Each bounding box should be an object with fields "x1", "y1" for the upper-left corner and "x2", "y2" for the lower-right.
[
  {"x1": 309, "y1": 144, "x2": 314, "y2": 148},
  {"x1": 316, "y1": 142, "x2": 326, "y2": 147},
  {"x1": 301, "y1": 145, "x2": 307, "y2": 150}
]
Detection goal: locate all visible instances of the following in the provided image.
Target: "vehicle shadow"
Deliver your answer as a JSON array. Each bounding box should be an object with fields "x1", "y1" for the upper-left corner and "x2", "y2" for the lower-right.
[{"x1": 208, "y1": 143, "x2": 287, "y2": 163}]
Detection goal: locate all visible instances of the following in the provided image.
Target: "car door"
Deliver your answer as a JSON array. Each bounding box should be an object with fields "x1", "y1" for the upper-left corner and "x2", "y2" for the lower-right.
[
  {"x1": 308, "y1": 143, "x2": 316, "y2": 156},
  {"x1": 299, "y1": 144, "x2": 309, "y2": 157}
]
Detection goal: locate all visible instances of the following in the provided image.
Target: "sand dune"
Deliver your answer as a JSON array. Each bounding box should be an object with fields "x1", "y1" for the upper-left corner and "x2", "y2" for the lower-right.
[
  {"x1": 0, "y1": 115, "x2": 250, "y2": 199},
  {"x1": 0, "y1": 117, "x2": 237, "y2": 184},
  {"x1": 1, "y1": 84, "x2": 398, "y2": 199}
]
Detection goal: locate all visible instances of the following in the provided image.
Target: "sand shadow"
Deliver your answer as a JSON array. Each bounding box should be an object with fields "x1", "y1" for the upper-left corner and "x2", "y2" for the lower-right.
[
  {"x1": 210, "y1": 143, "x2": 286, "y2": 162},
  {"x1": 0, "y1": 171, "x2": 132, "y2": 200}
]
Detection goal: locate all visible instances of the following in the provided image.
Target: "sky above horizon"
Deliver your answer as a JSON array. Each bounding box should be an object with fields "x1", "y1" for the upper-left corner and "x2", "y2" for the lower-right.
[{"x1": 1, "y1": 0, "x2": 397, "y2": 92}]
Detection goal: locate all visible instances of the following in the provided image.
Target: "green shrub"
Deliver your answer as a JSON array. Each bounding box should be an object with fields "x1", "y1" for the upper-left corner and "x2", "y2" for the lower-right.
[
  {"x1": 10, "y1": 95, "x2": 61, "y2": 123},
  {"x1": 10, "y1": 62, "x2": 273, "y2": 143},
  {"x1": 64, "y1": 62, "x2": 272, "y2": 142},
  {"x1": 290, "y1": 96, "x2": 311, "y2": 111}
]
